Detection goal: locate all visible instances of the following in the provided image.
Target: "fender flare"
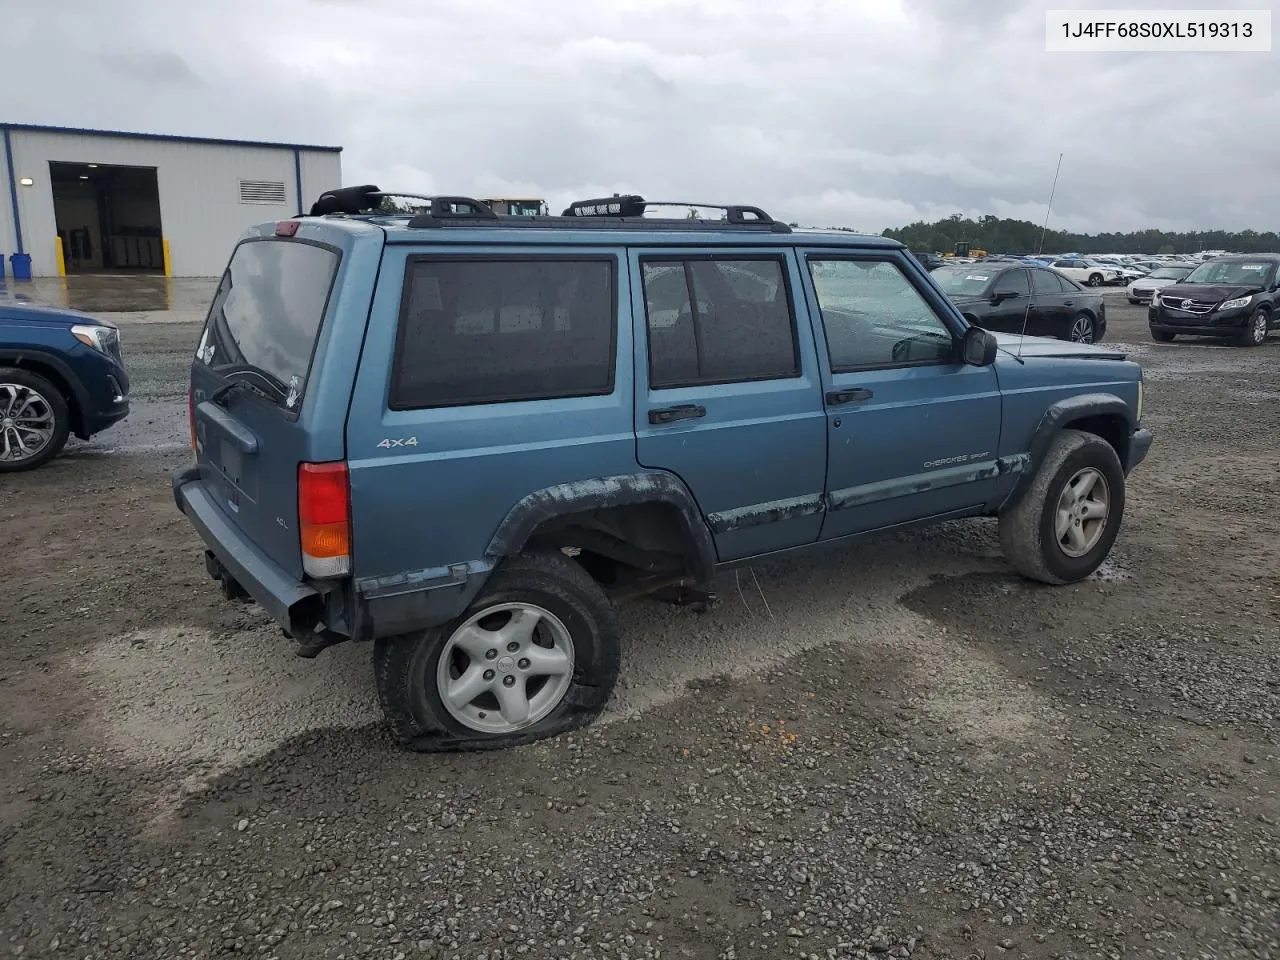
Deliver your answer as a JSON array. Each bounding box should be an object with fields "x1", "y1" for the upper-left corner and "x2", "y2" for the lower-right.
[
  {"x1": 0, "y1": 347, "x2": 91, "y2": 435},
  {"x1": 1005, "y1": 392, "x2": 1134, "y2": 506},
  {"x1": 485, "y1": 472, "x2": 717, "y2": 590}
]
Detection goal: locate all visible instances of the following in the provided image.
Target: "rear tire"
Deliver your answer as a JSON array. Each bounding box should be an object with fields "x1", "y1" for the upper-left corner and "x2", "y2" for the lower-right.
[
  {"x1": 0, "y1": 368, "x2": 71, "y2": 473},
  {"x1": 1067, "y1": 312, "x2": 1097, "y2": 343},
  {"x1": 373, "y1": 551, "x2": 621, "y2": 752},
  {"x1": 999, "y1": 429, "x2": 1126, "y2": 585},
  {"x1": 1087, "y1": 273, "x2": 1103, "y2": 286}
]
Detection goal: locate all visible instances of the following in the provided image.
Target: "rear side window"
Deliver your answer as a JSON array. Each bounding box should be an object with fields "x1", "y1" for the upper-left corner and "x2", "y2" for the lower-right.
[
  {"x1": 1032, "y1": 269, "x2": 1065, "y2": 294},
  {"x1": 196, "y1": 238, "x2": 340, "y2": 411},
  {"x1": 390, "y1": 257, "x2": 616, "y2": 409},
  {"x1": 641, "y1": 257, "x2": 799, "y2": 388}
]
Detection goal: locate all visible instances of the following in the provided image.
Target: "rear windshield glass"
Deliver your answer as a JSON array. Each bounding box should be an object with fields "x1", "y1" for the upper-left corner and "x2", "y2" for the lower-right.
[
  {"x1": 390, "y1": 258, "x2": 616, "y2": 409},
  {"x1": 195, "y1": 238, "x2": 340, "y2": 410}
]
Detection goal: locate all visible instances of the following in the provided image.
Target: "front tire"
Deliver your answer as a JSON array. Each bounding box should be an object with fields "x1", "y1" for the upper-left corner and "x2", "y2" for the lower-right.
[
  {"x1": 374, "y1": 551, "x2": 621, "y2": 752},
  {"x1": 999, "y1": 429, "x2": 1126, "y2": 585},
  {"x1": 0, "y1": 368, "x2": 71, "y2": 473},
  {"x1": 1149, "y1": 327, "x2": 1176, "y2": 343},
  {"x1": 1087, "y1": 273, "x2": 1103, "y2": 286},
  {"x1": 1236, "y1": 308, "x2": 1269, "y2": 347}
]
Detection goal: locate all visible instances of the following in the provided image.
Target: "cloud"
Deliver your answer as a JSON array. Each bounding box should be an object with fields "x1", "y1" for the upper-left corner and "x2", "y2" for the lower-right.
[{"x1": 3, "y1": 0, "x2": 1276, "y2": 233}]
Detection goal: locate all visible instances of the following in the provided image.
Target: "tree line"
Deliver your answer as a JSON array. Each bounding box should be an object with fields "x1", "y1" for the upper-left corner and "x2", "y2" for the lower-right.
[{"x1": 875, "y1": 214, "x2": 1280, "y2": 255}]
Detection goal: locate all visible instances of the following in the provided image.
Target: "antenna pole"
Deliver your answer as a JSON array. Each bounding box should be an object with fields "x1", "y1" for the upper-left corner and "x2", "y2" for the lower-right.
[
  {"x1": 1018, "y1": 153, "x2": 1064, "y2": 359},
  {"x1": 1036, "y1": 152, "x2": 1064, "y2": 256}
]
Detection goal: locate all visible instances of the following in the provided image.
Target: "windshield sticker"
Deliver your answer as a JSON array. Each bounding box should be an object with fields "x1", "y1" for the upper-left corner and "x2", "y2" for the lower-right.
[
  {"x1": 966, "y1": 275, "x2": 989, "y2": 282},
  {"x1": 285, "y1": 376, "x2": 300, "y2": 409},
  {"x1": 1240, "y1": 264, "x2": 1265, "y2": 271}
]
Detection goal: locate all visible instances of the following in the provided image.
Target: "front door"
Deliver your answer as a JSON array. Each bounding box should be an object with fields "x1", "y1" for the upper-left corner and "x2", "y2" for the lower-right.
[
  {"x1": 797, "y1": 252, "x2": 1004, "y2": 541},
  {"x1": 983, "y1": 266, "x2": 1033, "y2": 333},
  {"x1": 630, "y1": 249, "x2": 828, "y2": 561}
]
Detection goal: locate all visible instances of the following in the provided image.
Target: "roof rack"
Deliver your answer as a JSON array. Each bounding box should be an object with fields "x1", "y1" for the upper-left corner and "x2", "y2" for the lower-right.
[
  {"x1": 305, "y1": 186, "x2": 792, "y2": 233},
  {"x1": 560, "y1": 195, "x2": 790, "y2": 232},
  {"x1": 307, "y1": 185, "x2": 497, "y2": 219}
]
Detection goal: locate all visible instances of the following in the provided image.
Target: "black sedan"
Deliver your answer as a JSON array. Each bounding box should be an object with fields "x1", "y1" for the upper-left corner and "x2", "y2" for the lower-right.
[{"x1": 931, "y1": 262, "x2": 1108, "y2": 343}]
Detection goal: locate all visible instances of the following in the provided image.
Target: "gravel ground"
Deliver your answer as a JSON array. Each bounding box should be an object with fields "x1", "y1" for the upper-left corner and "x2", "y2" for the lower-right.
[{"x1": 1, "y1": 288, "x2": 1278, "y2": 959}]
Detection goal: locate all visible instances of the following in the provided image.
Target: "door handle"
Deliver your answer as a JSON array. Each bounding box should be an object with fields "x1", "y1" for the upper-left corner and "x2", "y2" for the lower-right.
[
  {"x1": 825, "y1": 388, "x2": 873, "y2": 406},
  {"x1": 648, "y1": 403, "x2": 707, "y2": 425},
  {"x1": 1063, "y1": 299, "x2": 1073, "y2": 306}
]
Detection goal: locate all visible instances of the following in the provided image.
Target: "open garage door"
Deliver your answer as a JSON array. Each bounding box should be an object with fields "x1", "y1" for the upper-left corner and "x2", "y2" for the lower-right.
[{"x1": 49, "y1": 161, "x2": 165, "y2": 274}]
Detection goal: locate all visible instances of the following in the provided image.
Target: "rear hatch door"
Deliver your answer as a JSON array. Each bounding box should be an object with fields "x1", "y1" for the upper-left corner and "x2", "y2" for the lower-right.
[{"x1": 189, "y1": 235, "x2": 344, "y2": 580}]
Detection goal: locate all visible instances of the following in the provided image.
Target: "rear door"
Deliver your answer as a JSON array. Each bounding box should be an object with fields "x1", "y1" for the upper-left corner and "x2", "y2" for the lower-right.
[
  {"x1": 190, "y1": 234, "x2": 346, "y2": 578},
  {"x1": 1030, "y1": 268, "x2": 1071, "y2": 336},
  {"x1": 629, "y1": 248, "x2": 828, "y2": 561}
]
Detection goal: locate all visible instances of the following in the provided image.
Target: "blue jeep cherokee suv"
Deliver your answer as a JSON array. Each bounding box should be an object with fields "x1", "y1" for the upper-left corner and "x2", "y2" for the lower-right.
[
  {"x1": 173, "y1": 188, "x2": 1153, "y2": 751},
  {"x1": 0, "y1": 300, "x2": 130, "y2": 472}
]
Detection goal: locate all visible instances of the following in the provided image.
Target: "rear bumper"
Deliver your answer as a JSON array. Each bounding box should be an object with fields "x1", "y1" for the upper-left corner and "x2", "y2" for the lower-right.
[
  {"x1": 172, "y1": 465, "x2": 481, "y2": 641},
  {"x1": 172, "y1": 466, "x2": 322, "y2": 633},
  {"x1": 1128, "y1": 427, "x2": 1153, "y2": 474}
]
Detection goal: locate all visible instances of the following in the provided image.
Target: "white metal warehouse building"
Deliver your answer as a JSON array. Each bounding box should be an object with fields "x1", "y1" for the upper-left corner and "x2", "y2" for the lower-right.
[{"x1": 0, "y1": 123, "x2": 343, "y2": 278}]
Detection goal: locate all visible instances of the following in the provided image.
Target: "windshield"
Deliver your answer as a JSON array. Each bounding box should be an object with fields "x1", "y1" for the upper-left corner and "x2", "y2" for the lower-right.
[
  {"x1": 930, "y1": 266, "x2": 994, "y2": 297},
  {"x1": 1182, "y1": 259, "x2": 1274, "y2": 286},
  {"x1": 1149, "y1": 267, "x2": 1192, "y2": 280}
]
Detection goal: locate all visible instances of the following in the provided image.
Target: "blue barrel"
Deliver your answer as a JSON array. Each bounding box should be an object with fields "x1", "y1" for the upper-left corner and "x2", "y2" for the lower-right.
[{"x1": 10, "y1": 253, "x2": 32, "y2": 281}]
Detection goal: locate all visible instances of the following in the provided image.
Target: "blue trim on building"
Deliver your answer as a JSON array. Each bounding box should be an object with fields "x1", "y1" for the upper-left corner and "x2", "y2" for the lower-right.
[
  {"x1": 3, "y1": 126, "x2": 24, "y2": 254},
  {"x1": 294, "y1": 148, "x2": 304, "y2": 216},
  {"x1": 0, "y1": 121, "x2": 341, "y2": 154}
]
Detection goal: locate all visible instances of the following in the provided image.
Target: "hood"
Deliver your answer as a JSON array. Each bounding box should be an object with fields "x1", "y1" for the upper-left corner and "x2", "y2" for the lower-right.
[
  {"x1": 1156, "y1": 282, "x2": 1261, "y2": 303},
  {"x1": 988, "y1": 330, "x2": 1126, "y2": 361},
  {"x1": 1130, "y1": 276, "x2": 1178, "y2": 290},
  {"x1": 0, "y1": 300, "x2": 106, "y2": 326}
]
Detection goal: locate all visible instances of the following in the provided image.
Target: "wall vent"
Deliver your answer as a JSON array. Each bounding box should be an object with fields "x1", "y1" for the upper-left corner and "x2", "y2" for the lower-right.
[{"x1": 239, "y1": 179, "x2": 288, "y2": 204}]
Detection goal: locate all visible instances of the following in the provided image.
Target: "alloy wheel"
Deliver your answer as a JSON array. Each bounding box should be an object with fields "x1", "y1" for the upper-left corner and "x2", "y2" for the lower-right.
[
  {"x1": 1055, "y1": 467, "x2": 1110, "y2": 558},
  {"x1": 435, "y1": 602, "x2": 576, "y2": 733},
  {"x1": 0, "y1": 383, "x2": 56, "y2": 464}
]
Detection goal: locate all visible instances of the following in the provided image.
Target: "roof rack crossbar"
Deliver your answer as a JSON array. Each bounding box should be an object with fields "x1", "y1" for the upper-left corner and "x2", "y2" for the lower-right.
[
  {"x1": 560, "y1": 195, "x2": 791, "y2": 232},
  {"x1": 307, "y1": 185, "x2": 497, "y2": 219}
]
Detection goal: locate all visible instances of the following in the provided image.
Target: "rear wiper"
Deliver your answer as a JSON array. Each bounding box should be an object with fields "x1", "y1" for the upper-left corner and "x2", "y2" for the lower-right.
[{"x1": 207, "y1": 374, "x2": 285, "y2": 407}]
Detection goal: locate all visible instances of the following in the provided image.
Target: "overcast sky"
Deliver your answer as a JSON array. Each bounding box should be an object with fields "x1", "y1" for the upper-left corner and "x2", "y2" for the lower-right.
[{"x1": 5, "y1": 0, "x2": 1277, "y2": 234}]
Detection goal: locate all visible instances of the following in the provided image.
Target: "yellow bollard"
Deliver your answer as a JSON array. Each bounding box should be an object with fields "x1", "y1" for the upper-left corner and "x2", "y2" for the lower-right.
[
  {"x1": 162, "y1": 238, "x2": 172, "y2": 277},
  {"x1": 54, "y1": 236, "x2": 66, "y2": 277}
]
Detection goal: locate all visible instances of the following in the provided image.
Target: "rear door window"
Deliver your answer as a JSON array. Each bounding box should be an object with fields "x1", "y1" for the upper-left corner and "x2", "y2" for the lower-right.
[
  {"x1": 196, "y1": 238, "x2": 340, "y2": 412},
  {"x1": 640, "y1": 256, "x2": 799, "y2": 388},
  {"x1": 390, "y1": 257, "x2": 617, "y2": 409},
  {"x1": 1032, "y1": 269, "x2": 1065, "y2": 295}
]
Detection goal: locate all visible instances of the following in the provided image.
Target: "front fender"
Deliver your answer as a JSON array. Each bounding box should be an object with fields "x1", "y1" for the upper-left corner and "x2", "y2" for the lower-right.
[{"x1": 1004, "y1": 392, "x2": 1136, "y2": 507}]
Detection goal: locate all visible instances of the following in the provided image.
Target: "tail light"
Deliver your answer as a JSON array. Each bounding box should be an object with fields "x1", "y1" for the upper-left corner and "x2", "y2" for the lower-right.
[
  {"x1": 188, "y1": 385, "x2": 197, "y2": 451},
  {"x1": 298, "y1": 461, "x2": 351, "y2": 578}
]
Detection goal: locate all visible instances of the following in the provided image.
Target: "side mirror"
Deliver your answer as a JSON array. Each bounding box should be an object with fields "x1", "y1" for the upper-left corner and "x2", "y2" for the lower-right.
[
  {"x1": 991, "y1": 289, "x2": 1020, "y2": 303},
  {"x1": 962, "y1": 326, "x2": 998, "y2": 366}
]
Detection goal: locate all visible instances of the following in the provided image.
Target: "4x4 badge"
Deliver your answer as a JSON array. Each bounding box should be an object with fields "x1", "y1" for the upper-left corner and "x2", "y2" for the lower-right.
[{"x1": 377, "y1": 437, "x2": 418, "y2": 449}]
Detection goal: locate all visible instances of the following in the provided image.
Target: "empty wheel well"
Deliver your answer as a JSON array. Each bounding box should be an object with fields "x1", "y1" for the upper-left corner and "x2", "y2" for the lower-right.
[
  {"x1": 1063, "y1": 413, "x2": 1128, "y2": 465},
  {"x1": 522, "y1": 502, "x2": 700, "y2": 589},
  {"x1": 0, "y1": 358, "x2": 85, "y2": 437}
]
